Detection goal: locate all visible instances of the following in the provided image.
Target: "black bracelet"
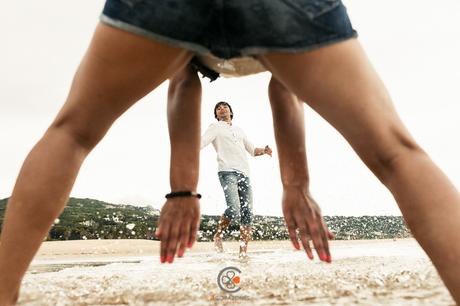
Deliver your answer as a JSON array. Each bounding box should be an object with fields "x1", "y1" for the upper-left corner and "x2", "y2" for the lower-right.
[{"x1": 165, "y1": 191, "x2": 202, "y2": 199}]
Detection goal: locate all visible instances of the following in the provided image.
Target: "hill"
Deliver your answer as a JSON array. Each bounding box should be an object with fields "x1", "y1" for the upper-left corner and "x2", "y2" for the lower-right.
[{"x1": 0, "y1": 197, "x2": 411, "y2": 241}]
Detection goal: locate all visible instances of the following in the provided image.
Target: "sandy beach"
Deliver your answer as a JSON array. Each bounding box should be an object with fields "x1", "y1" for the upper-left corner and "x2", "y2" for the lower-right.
[{"x1": 18, "y1": 239, "x2": 454, "y2": 305}]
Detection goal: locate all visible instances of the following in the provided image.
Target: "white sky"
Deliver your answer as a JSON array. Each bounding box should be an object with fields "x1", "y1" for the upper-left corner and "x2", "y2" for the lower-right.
[{"x1": 0, "y1": 1, "x2": 459, "y2": 216}]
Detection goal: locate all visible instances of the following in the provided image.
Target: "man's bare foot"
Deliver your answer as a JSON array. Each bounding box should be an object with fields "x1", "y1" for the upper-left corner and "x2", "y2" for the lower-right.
[
  {"x1": 238, "y1": 250, "x2": 249, "y2": 261},
  {"x1": 239, "y1": 239, "x2": 248, "y2": 256},
  {"x1": 239, "y1": 226, "x2": 251, "y2": 257},
  {"x1": 213, "y1": 233, "x2": 224, "y2": 253}
]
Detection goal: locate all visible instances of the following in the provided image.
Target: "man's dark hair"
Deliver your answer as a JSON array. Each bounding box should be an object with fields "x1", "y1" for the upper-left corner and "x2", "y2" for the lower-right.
[{"x1": 214, "y1": 101, "x2": 233, "y2": 120}]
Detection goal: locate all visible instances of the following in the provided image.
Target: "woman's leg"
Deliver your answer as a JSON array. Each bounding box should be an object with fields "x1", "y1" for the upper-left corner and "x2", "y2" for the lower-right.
[
  {"x1": 0, "y1": 23, "x2": 191, "y2": 304},
  {"x1": 259, "y1": 38, "x2": 460, "y2": 302}
]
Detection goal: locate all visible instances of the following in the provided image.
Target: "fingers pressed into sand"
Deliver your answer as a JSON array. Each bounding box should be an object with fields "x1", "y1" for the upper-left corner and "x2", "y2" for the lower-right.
[
  {"x1": 285, "y1": 213, "x2": 300, "y2": 250},
  {"x1": 306, "y1": 213, "x2": 327, "y2": 262},
  {"x1": 188, "y1": 217, "x2": 199, "y2": 248},
  {"x1": 166, "y1": 223, "x2": 181, "y2": 263},
  {"x1": 322, "y1": 220, "x2": 333, "y2": 262},
  {"x1": 178, "y1": 220, "x2": 191, "y2": 258},
  {"x1": 298, "y1": 225, "x2": 314, "y2": 260},
  {"x1": 159, "y1": 223, "x2": 171, "y2": 264},
  {"x1": 293, "y1": 211, "x2": 317, "y2": 260}
]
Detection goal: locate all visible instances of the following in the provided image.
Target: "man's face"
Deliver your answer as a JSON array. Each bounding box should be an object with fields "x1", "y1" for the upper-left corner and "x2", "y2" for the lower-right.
[{"x1": 216, "y1": 104, "x2": 232, "y2": 120}]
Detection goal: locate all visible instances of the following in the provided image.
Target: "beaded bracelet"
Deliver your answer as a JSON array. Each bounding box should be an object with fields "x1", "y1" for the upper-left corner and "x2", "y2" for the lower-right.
[{"x1": 165, "y1": 191, "x2": 202, "y2": 199}]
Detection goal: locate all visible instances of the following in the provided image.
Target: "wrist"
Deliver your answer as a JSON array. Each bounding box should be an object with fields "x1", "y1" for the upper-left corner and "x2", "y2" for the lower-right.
[
  {"x1": 170, "y1": 170, "x2": 198, "y2": 191},
  {"x1": 165, "y1": 191, "x2": 202, "y2": 199},
  {"x1": 282, "y1": 180, "x2": 310, "y2": 191}
]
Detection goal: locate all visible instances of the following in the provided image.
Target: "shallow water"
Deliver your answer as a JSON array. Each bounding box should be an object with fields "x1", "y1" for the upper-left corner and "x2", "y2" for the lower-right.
[{"x1": 19, "y1": 240, "x2": 454, "y2": 305}]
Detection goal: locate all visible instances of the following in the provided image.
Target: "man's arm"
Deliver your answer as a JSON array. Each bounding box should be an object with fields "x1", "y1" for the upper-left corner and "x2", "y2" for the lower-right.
[
  {"x1": 242, "y1": 132, "x2": 272, "y2": 157},
  {"x1": 201, "y1": 124, "x2": 216, "y2": 149}
]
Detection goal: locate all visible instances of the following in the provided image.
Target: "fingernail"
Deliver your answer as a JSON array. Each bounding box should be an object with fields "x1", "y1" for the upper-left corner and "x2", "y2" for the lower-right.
[
  {"x1": 178, "y1": 250, "x2": 184, "y2": 257},
  {"x1": 167, "y1": 255, "x2": 174, "y2": 263},
  {"x1": 326, "y1": 255, "x2": 332, "y2": 263},
  {"x1": 188, "y1": 242, "x2": 194, "y2": 248},
  {"x1": 307, "y1": 254, "x2": 313, "y2": 260},
  {"x1": 160, "y1": 256, "x2": 165, "y2": 263}
]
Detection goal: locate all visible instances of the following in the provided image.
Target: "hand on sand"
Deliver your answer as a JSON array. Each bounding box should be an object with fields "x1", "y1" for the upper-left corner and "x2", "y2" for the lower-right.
[
  {"x1": 156, "y1": 197, "x2": 200, "y2": 263},
  {"x1": 282, "y1": 186, "x2": 332, "y2": 263}
]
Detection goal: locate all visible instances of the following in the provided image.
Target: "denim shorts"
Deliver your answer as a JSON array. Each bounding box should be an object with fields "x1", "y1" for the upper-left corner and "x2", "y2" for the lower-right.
[
  {"x1": 100, "y1": 0, "x2": 357, "y2": 59},
  {"x1": 218, "y1": 171, "x2": 253, "y2": 226}
]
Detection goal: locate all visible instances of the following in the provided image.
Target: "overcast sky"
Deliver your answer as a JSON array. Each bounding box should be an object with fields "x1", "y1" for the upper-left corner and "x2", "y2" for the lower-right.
[{"x1": 1, "y1": 0, "x2": 459, "y2": 216}]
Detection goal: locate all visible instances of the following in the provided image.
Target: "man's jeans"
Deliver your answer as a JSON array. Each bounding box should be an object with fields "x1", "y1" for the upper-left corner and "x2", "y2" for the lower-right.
[{"x1": 218, "y1": 171, "x2": 253, "y2": 225}]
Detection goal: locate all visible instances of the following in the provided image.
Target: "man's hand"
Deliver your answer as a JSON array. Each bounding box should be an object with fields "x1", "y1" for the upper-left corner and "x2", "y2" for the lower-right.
[
  {"x1": 255, "y1": 145, "x2": 273, "y2": 156},
  {"x1": 282, "y1": 186, "x2": 332, "y2": 262},
  {"x1": 264, "y1": 145, "x2": 273, "y2": 156},
  {"x1": 156, "y1": 197, "x2": 200, "y2": 263}
]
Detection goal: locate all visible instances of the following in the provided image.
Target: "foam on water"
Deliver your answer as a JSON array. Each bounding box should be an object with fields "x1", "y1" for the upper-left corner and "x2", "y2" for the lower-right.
[{"x1": 19, "y1": 240, "x2": 453, "y2": 305}]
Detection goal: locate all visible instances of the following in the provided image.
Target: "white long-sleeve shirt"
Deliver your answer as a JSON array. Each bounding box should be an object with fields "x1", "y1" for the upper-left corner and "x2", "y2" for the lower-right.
[{"x1": 201, "y1": 121, "x2": 255, "y2": 176}]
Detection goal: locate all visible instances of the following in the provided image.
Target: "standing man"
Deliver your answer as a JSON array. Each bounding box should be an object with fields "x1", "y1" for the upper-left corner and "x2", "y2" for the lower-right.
[{"x1": 201, "y1": 101, "x2": 272, "y2": 258}]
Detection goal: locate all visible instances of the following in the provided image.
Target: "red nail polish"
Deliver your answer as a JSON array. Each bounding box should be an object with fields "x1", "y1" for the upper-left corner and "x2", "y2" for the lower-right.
[
  {"x1": 160, "y1": 256, "x2": 165, "y2": 263},
  {"x1": 326, "y1": 255, "x2": 332, "y2": 263},
  {"x1": 167, "y1": 255, "x2": 173, "y2": 263}
]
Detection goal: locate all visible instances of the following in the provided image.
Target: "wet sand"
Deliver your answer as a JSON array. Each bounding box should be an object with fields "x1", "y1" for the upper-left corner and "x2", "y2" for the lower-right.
[{"x1": 18, "y1": 239, "x2": 454, "y2": 305}]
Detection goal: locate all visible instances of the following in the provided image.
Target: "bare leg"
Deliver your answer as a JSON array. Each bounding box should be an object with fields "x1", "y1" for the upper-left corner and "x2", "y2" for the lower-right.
[
  {"x1": 259, "y1": 39, "x2": 460, "y2": 302},
  {"x1": 0, "y1": 23, "x2": 191, "y2": 305},
  {"x1": 239, "y1": 225, "x2": 252, "y2": 258},
  {"x1": 214, "y1": 214, "x2": 231, "y2": 252}
]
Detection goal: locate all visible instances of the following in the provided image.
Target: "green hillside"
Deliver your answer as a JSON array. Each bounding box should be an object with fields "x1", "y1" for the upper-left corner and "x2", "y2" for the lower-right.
[{"x1": 0, "y1": 198, "x2": 411, "y2": 241}]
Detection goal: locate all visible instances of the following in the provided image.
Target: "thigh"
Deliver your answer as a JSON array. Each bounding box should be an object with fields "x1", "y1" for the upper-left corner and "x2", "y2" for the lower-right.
[
  {"x1": 259, "y1": 39, "x2": 418, "y2": 171},
  {"x1": 52, "y1": 23, "x2": 192, "y2": 147},
  {"x1": 218, "y1": 172, "x2": 240, "y2": 207},
  {"x1": 237, "y1": 175, "x2": 253, "y2": 210}
]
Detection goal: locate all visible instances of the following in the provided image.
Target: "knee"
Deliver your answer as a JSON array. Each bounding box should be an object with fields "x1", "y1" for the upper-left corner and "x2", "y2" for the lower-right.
[{"x1": 364, "y1": 130, "x2": 426, "y2": 183}]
